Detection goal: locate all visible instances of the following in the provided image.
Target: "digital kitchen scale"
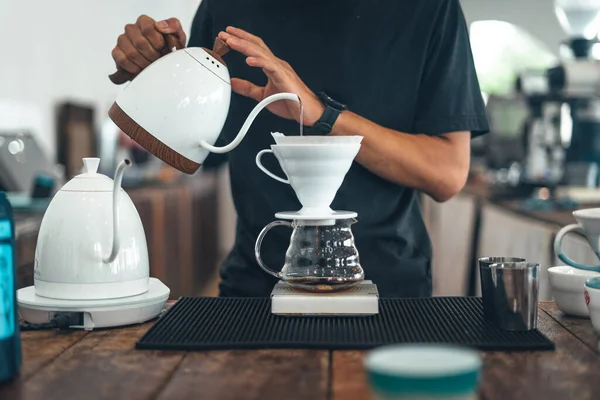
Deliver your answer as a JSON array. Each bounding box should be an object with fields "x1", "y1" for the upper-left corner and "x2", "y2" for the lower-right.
[{"x1": 270, "y1": 280, "x2": 379, "y2": 316}]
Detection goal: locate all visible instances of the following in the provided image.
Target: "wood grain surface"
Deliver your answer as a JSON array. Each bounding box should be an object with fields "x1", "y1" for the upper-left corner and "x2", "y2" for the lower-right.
[
  {"x1": 543, "y1": 302, "x2": 599, "y2": 352},
  {"x1": 157, "y1": 350, "x2": 328, "y2": 400},
  {"x1": 481, "y1": 307, "x2": 600, "y2": 400},
  {"x1": 2, "y1": 302, "x2": 600, "y2": 400}
]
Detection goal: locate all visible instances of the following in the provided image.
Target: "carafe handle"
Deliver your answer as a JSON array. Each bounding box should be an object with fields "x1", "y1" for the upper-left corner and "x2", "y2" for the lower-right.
[
  {"x1": 255, "y1": 149, "x2": 289, "y2": 184},
  {"x1": 554, "y1": 224, "x2": 600, "y2": 272},
  {"x1": 255, "y1": 220, "x2": 293, "y2": 279},
  {"x1": 109, "y1": 33, "x2": 184, "y2": 84}
]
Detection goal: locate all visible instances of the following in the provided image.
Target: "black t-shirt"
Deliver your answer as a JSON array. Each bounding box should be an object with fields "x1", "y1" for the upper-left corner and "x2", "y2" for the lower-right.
[{"x1": 188, "y1": 0, "x2": 489, "y2": 298}]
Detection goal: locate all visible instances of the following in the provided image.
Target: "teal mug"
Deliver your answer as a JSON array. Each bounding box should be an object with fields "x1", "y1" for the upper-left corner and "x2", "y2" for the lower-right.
[
  {"x1": 554, "y1": 208, "x2": 600, "y2": 272},
  {"x1": 364, "y1": 344, "x2": 482, "y2": 400}
]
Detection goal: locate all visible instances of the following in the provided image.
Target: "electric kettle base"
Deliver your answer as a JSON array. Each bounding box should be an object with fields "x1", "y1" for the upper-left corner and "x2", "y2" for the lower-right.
[{"x1": 16, "y1": 278, "x2": 170, "y2": 331}]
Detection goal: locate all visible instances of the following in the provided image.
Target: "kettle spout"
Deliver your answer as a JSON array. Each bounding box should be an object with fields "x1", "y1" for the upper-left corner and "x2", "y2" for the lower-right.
[
  {"x1": 199, "y1": 92, "x2": 301, "y2": 153},
  {"x1": 103, "y1": 159, "x2": 132, "y2": 264}
]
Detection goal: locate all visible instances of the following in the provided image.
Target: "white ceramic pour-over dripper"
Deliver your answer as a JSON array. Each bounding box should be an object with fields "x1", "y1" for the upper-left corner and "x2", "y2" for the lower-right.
[
  {"x1": 270, "y1": 132, "x2": 364, "y2": 145},
  {"x1": 256, "y1": 143, "x2": 360, "y2": 216}
]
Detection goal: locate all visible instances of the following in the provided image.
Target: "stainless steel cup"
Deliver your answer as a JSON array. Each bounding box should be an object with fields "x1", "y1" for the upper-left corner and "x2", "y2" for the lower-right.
[
  {"x1": 479, "y1": 257, "x2": 527, "y2": 321},
  {"x1": 481, "y1": 261, "x2": 540, "y2": 331}
]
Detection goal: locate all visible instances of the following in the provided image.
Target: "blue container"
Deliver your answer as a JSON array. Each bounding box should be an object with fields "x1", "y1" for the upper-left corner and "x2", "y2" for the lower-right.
[
  {"x1": 364, "y1": 344, "x2": 482, "y2": 399},
  {"x1": 0, "y1": 191, "x2": 21, "y2": 383}
]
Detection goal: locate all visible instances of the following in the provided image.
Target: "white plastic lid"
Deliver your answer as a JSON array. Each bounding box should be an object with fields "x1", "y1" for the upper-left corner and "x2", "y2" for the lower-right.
[
  {"x1": 60, "y1": 158, "x2": 116, "y2": 192},
  {"x1": 184, "y1": 47, "x2": 231, "y2": 85}
]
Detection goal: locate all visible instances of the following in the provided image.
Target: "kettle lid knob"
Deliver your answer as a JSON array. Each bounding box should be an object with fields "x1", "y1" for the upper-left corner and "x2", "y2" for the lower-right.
[{"x1": 82, "y1": 158, "x2": 100, "y2": 175}]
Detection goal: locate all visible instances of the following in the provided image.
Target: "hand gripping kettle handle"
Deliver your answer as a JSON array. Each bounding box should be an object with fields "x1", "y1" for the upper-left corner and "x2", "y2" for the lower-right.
[
  {"x1": 109, "y1": 34, "x2": 184, "y2": 84},
  {"x1": 254, "y1": 220, "x2": 293, "y2": 279},
  {"x1": 199, "y1": 92, "x2": 301, "y2": 153}
]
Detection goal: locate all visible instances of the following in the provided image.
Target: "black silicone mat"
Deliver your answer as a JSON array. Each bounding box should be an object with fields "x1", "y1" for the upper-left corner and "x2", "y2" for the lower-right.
[{"x1": 136, "y1": 296, "x2": 555, "y2": 351}]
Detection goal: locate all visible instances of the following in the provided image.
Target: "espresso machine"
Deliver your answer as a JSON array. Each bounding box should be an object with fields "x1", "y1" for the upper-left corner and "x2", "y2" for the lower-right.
[{"x1": 509, "y1": 0, "x2": 600, "y2": 207}]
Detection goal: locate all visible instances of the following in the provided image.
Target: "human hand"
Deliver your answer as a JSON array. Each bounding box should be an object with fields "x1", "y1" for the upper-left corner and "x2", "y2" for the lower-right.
[
  {"x1": 111, "y1": 15, "x2": 186, "y2": 77},
  {"x1": 218, "y1": 27, "x2": 325, "y2": 126}
]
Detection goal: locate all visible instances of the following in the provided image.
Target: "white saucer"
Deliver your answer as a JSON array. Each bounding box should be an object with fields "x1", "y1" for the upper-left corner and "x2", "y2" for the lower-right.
[
  {"x1": 17, "y1": 277, "x2": 170, "y2": 330},
  {"x1": 275, "y1": 210, "x2": 357, "y2": 220},
  {"x1": 275, "y1": 210, "x2": 358, "y2": 226}
]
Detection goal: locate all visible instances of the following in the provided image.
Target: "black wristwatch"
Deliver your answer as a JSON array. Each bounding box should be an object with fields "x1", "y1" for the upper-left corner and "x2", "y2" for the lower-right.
[{"x1": 306, "y1": 92, "x2": 347, "y2": 135}]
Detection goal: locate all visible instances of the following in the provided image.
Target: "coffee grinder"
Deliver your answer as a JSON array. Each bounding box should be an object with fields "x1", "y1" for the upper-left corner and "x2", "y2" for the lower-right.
[
  {"x1": 253, "y1": 133, "x2": 379, "y2": 316},
  {"x1": 549, "y1": 0, "x2": 600, "y2": 201},
  {"x1": 513, "y1": 0, "x2": 600, "y2": 206}
]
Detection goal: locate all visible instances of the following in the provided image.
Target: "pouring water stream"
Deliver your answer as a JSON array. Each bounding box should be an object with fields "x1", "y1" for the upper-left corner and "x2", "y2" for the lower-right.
[{"x1": 299, "y1": 100, "x2": 304, "y2": 136}]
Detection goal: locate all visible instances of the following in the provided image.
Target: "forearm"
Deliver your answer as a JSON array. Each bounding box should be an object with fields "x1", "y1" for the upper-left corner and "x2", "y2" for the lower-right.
[{"x1": 329, "y1": 111, "x2": 470, "y2": 202}]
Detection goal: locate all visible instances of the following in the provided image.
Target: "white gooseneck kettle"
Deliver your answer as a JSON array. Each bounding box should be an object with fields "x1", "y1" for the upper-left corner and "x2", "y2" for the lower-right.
[
  {"x1": 33, "y1": 158, "x2": 150, "y2": 300},
  {"x1": 108, "y1": 34, "x2": 301, "y2": 174}
]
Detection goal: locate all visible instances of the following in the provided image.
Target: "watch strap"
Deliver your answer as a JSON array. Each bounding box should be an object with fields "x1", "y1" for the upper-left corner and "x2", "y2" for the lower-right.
[
  {"x1": 307, "y1": 105, "x2": 342, "y2": 135},
  {"x1": 306, "y1": 92, "x2": 346, "y2": 135}
]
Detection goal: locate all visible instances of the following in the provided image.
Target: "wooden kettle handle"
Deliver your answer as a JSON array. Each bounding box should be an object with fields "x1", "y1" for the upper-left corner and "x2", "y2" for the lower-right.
[{"x1": 108, "y1": 33, "x2": 184, "y2": 85}]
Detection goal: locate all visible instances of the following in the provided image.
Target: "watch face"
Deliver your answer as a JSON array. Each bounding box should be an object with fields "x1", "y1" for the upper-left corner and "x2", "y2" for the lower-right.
[
  {"x1": 319, "y1": 92, "x2": 346, "y2": 111},
  {"x1": 319, "y1": 92, "x2": 332, "y2": 103}
]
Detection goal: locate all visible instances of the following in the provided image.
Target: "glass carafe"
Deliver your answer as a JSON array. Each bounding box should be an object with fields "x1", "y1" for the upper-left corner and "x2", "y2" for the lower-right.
[{"x1": 254, "y1": 218, "x2": 364, "y2": 292}]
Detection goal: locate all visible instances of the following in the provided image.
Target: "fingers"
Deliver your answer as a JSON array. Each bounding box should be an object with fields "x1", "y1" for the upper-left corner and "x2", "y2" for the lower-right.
[
  {"x1": 155, "y1": 17, "x2": 187, "y2": 47},
  {"x1": 136, "y1": 14, "x2": 166, "y2": 51},
  {"x1": 246, "y1": 56, "x2": 284, "y2": 78},
  {"x1": 125, "y1": 24, "x2": 161, "y2": 62},
  {"x1": 112, "y1": 14, "x2": 187, "y2": 77},
  {"x1": 117, "y1": 33, "x2": 151, "y2": 70},
  {"x1": 219, "y1": 29, "x2": 288, "y2": 81},
  {"x1": 231, "y1": 78, "x2": 265, "y2": 102},
  {"x1": 111, "y1": 47, "x2": 141, "y2": 75},
  {"x1": 225, "y1": 26, "x2": 268, "y2": 50},
  {"x1": 219, "y1": 32, "x2": 268, "y2": 58}
]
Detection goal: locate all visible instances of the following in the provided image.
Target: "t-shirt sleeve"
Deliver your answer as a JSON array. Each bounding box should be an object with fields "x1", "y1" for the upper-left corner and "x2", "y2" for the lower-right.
[
  {"x1": 187, "y1": 0, "x2": 214, "y2": 48},
  {"x1": 187, "y1": 0, "x2": 229, "y2": 170},
  {"x1": 413, "y1": 0, "x2": 489, "y2": 138}
]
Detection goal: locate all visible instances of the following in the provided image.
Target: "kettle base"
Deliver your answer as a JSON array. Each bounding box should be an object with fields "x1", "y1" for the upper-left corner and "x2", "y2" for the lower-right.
[
  {"x1": 33, "y1": 276, "x2": 149, "y2": 301},
  {"x1": 108, "y1": 102, "x2": 201, "y2": 174},
  {"x1": 17, "y1": 277, "x2": 170, "y2": 330}
]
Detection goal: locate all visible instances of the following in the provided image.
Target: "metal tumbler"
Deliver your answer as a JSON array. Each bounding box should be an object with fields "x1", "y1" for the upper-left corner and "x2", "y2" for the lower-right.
[
  {"x1": 479, "y1": 257, "x2": 527, "y2": 320},
  {"x1": 479, "y1": 258, "x2": 539, "y2": 331}
]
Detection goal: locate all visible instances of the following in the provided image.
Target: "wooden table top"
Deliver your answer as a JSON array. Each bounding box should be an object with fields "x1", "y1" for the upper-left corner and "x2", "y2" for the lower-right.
[{"x1": 1, "y1": 301, "x2": 599, "y2": 400}]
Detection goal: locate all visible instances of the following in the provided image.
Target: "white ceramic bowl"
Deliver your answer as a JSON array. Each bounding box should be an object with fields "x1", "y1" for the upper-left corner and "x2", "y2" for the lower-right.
[
  {"x1": 271, "y1": 132, "x2": 363, "y2": 145},
  {"x1": 364, "y1": 344, "x2": 482, "y2": 400},
  {"x1": 548, "y1": 266, "x2": 600, "y2": 317},
  {"x1": 585, "y1": 277, "x2": 600, "y2": 335}
]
